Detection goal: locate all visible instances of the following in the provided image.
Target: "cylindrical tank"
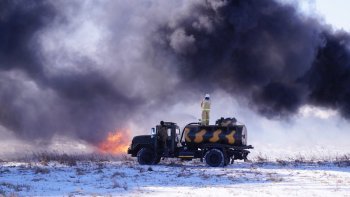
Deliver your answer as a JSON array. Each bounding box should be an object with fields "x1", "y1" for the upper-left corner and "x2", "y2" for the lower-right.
[{"x1": 184, "y1": 124, "x2": 247, "y2": 146}]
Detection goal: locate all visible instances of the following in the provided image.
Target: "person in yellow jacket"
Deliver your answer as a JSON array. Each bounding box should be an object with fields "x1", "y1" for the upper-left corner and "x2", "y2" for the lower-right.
[{"x1": 201, "y1": 94, "x2": 211, "y2": 125}]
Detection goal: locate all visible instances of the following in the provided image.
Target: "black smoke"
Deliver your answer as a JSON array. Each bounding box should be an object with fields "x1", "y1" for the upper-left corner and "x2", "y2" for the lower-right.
[
  {"x1": 304, "y1": 31, "x2": 350, "y2": 118},
  {"x1": 157, "y1": 0, "x2": 350, "y2": 119},
  {"x1": 1, "y1": 0, "x2": 350, "y2": 147},
  {"x1": 0, "y1": 0, "x2": 55, "y2": 77},
  {"x1": 0, "y1": 0, "x2": 143, "y2": 143}
]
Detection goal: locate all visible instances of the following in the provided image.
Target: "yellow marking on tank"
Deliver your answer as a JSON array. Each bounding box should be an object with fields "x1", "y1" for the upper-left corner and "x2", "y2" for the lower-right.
[
  {"x1": 226, "y1": 130, "x2": 236, "y2": 144},
  {"x1": 194, "y1": 130, "x2": 206, "y2": 143},
  {"x1": 209, "y1": 129, "x2": 222, "y2": 143},
  {"x1": 184, "y1": 128, "x2": 191, "y2": 142}
]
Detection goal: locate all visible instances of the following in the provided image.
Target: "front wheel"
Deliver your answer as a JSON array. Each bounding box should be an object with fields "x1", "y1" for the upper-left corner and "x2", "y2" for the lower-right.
[
  {"x1": 137, "y1": 148, "x2": 157, "y2": 165},
  {"x1": 154, "y1": 156, "x2": 161, "y2": 164},
  {"x1": 205, "y1": 148, "x2": 225, "y2": 167}
]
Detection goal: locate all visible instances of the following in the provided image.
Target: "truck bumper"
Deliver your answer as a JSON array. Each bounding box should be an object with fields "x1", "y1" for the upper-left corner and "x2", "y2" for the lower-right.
[{"x1": 127, "y1": 147, "x2": 132, "y2": 154}]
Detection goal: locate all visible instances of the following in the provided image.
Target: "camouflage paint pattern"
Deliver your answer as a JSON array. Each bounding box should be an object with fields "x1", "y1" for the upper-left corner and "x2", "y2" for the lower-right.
[
  {"x1": 225, "y1": 130, "x2": 236, "y2": 144},
  {"x1": 194, "y1": 130, "x2": 206, "y2": 143},
  {"x1": 209, "y1": 129, "x2": 221, "y2": 143},
  {"x1": 184, "y1": 125, "x2": 247, "y2": 146},
  {"x1": 184, "y1": 128, "x2": 191, "y2": 142}
]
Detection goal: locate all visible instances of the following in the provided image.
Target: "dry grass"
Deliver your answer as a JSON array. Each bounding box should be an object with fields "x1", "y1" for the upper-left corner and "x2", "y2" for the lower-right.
[
  {"x1": 266, "y1": 172, "x2": 284, "y2": 182},
  {"x1": 17, "y1": 164, "x2": 32, "y2": 172},
  {"x1": 111, "y1": 180, "x2": 128, "y2": 190},
  {"x1": 267, "y1": 176, "x2": 284, "y2": 182},
  {"x1": 121, "y1": 155, "x2": 134, "y2": 162},
  {"x1": 334, "y1": 155, "x2": 350, "y2": 167},
  {"x1": 31, "y1": 178, "x2": 46, "y2": 182},
  {"x1": 199, "y1": 172, "x2": 210, "y2": 179},
  {"x1": 292, "y1": 154, "x2": 312, "y2": 165},
  {"x1": 96, "y1": 162, "x2": 105, "y2": 169},
  {"x1": 0, "y1": 182, "x2": 30, "y2": 192},
  {"x1": 250, "y1": 152, "x2": 350, "y2": 167},
  {"x1": 15, "y1": 152, "x2": 116, "y2": 166},
  {"x1": 254, "y1": 153, "x2": 269, "y2": 164},
  {"x1": 137, "y1": 167, "x2": 147, "y2": 173},
  {"x1": 276, "y1": 159, "x2": 288, "y2": 166},
  {"x1": 33, "y1": 167, "x2": 50, "y2": 174},
  {"x1": 0, "y1": 169, "x2": 10, "y2": 174},
  {"x1": 165, "y1": 160, "x2": 183, "y2": 167},
  {"x1": 111, "y1": 171, "x2": 126, "y2": 178},
  {"x1": 177, "y1": 167, "x2": 193, "y2": 178},
  {"x1": 75, "y1": 168, "x2": 85, "y2": 176},
  {"x1": 94, "y1": 163, "x2": 105, "y2": 174}
]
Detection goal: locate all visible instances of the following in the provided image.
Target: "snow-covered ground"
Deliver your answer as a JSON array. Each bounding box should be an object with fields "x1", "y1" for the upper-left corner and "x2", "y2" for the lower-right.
[{"x1": 0, "y1": 157, "x2": 350, "y2": 196}]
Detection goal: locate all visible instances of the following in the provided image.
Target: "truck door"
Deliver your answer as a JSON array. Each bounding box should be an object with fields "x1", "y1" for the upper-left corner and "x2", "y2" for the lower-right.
[{"x1": 169, "y1": 126, "x2": 177, "y2": 154}]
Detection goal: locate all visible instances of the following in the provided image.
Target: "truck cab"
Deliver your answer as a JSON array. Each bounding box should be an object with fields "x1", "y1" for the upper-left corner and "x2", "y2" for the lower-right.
[
  {"x1": 154, "y1": 122, "x2": 181, "y2": 156},
  {"x1": 127, "y1": 122, "x2": 180, "y2": 163}
]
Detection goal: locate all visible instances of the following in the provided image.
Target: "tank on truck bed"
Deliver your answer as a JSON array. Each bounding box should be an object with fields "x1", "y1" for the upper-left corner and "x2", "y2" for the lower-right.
[
  {"x1": 127, "y1": 118, "x2": 253, "y2": 167},
  {"x1": 184, "y1": 123, "x2": 247, "y2": 146}
]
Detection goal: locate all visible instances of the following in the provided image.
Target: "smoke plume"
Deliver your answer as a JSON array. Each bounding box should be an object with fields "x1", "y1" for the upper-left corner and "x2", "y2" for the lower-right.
[
  {"x1": 0, "y1": 0, "x2": 143, "y2": 143},
  {"x1": 157, "y1": 0, "x2": 350, "y2": 119},
  {"x1": 1, "y1": 0, "x2": 350, "y2": 147}
]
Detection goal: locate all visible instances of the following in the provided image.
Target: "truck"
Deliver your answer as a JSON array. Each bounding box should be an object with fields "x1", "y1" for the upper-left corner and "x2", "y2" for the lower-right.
[{"x1": 127, "y1": 119, "x2": 253, "y2": 167}]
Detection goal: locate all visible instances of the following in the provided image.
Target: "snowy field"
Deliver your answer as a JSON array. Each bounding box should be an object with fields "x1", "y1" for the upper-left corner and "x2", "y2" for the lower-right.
[{"x1": 0, "y1": 156, "x2": 350, "y2": 197}]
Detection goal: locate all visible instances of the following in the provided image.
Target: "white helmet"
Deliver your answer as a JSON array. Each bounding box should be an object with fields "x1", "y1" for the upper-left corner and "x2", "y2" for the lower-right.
[{"x1": 205, "y1": 93, "x2": 210, "y2": 98}]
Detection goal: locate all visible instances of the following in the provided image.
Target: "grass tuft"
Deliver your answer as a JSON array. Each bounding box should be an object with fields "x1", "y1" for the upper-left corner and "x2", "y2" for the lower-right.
[
  {"x1": 75, "y1": 168, "x2": 85, "y2": 176},
  {"x1": 0, "y1": 182, "x2": 30, "y2": 192},
  {"x1": 111, "y1": 171, "x2": 126, "y2": 178},
  {"x1": 34, "y1": 167, "x2": 50, "y2": 174},
  {"x1": 334, "y1": 155, "x2": 350, "y2": 167},
  {"x1": 111, "y1": 180, "x2": 128, "y2": 190}
]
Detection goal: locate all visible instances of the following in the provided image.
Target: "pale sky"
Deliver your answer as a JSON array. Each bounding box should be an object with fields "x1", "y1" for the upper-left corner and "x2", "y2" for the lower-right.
[
  {"x1": 314, "y1": 0, "x2": 350, "y2": 31},
  {"x1": 285, "y1": 0, "x2": 350, "y2": 31}
]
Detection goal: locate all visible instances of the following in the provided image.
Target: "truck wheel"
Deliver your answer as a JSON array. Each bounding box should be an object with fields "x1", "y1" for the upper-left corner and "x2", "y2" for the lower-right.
[
  {"x1": 154, "y1": 156, "x2": 161, "y2": 164},
  {"x1": 137, "y1": 148, "x2": 157, "y2": 165},
  {"x1": 205, "y1": 149, "x2": 225, "y2": 167}
]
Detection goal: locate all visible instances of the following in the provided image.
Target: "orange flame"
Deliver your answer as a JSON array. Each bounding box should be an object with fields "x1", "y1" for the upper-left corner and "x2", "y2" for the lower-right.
[{"x1": 98, "y1": 129, "x2": 131, "y2": 154}]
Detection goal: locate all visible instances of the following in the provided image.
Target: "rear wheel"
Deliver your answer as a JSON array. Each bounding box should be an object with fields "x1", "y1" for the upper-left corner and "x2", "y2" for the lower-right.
[
  {"x1": 205, "y1": 149, "x2": 225, "y2": 167},
  {"x1": 137, "y1": 148, "x2": 157, "y2": 165}
]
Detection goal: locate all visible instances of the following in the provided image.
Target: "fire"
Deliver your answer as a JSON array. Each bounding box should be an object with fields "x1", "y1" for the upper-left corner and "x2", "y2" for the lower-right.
[{"x1": 98, "y1": 129, "x2": 131, "y2": 154}]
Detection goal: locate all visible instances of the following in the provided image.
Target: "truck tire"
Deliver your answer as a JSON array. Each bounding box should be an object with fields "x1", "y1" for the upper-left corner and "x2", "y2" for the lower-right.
[
  {"x1": 137, "y1": 148, "x2": 157, "y2": 165},
  {"x1": 205, "y1": 149, "x2": 225, "y2": 167},
  {"x1": 154, "y1": 156, "x2": 161, "y2": 164}
]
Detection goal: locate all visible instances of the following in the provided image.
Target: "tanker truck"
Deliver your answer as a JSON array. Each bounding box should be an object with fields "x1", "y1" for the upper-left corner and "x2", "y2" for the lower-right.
[{"x1": 127, "y1": 118, "x2": 253, "y2": 167}]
